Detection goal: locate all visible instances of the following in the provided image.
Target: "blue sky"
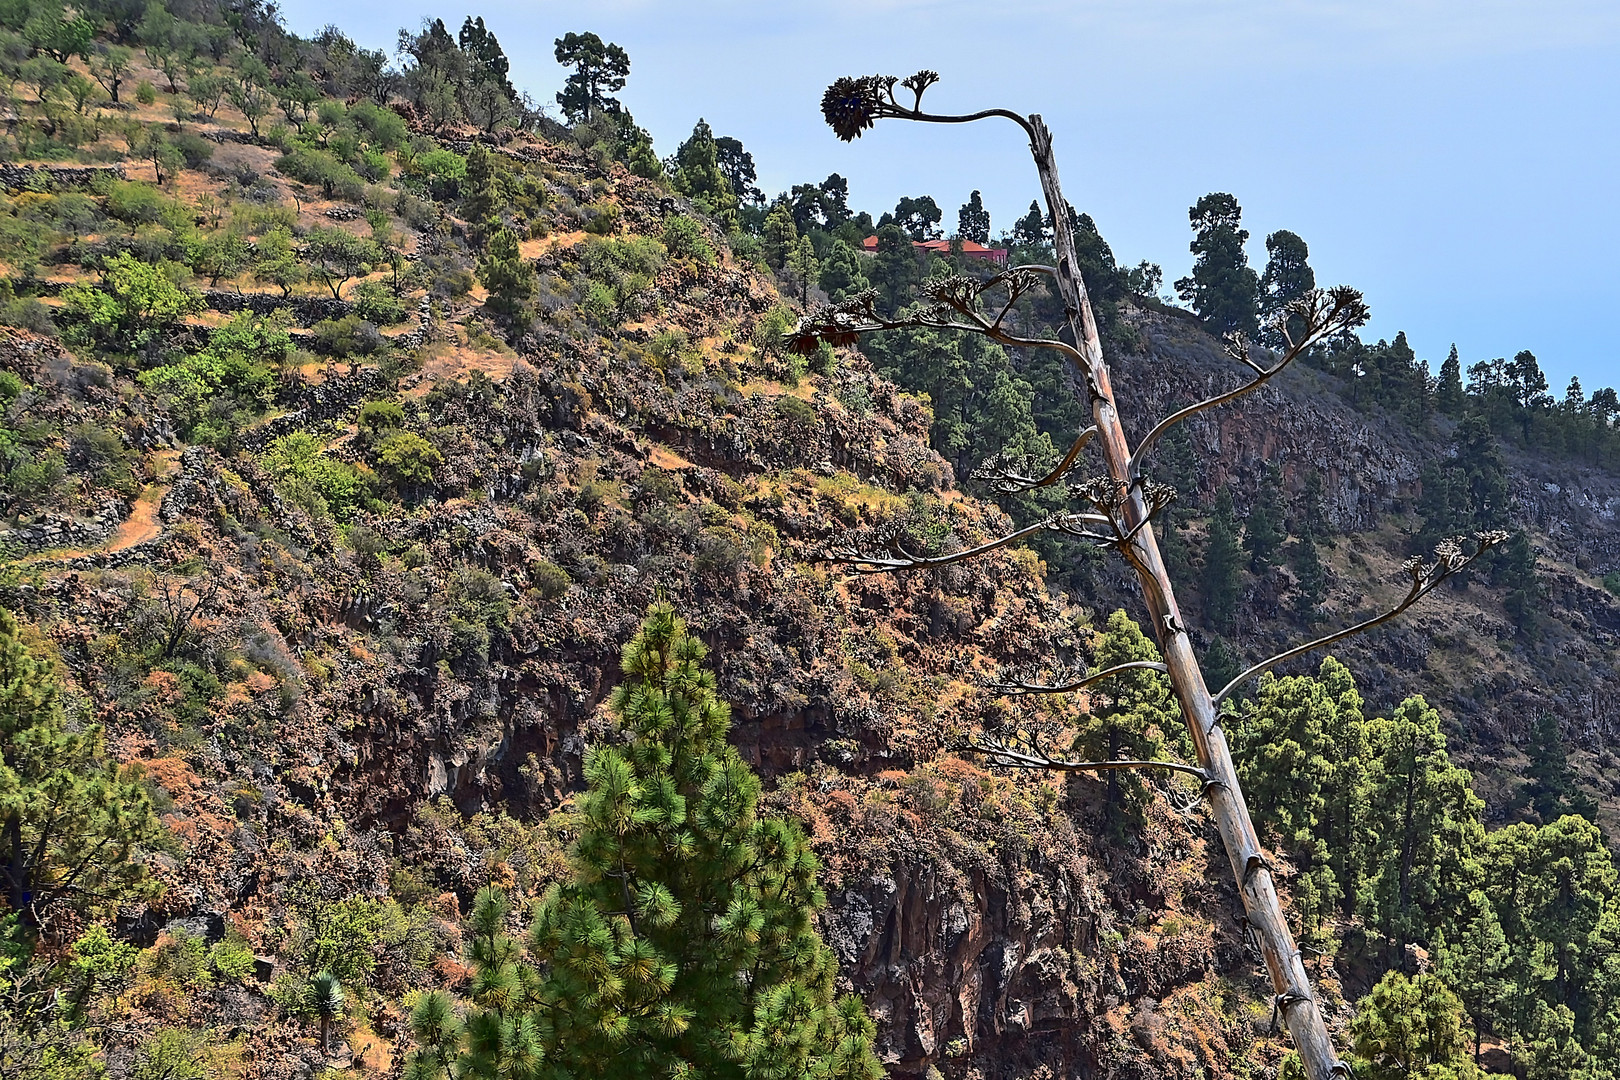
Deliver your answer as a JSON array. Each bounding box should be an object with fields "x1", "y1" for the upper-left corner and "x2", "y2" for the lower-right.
[{"x1": 281, "y1": 0, "x2": 1620, "y2": 392}]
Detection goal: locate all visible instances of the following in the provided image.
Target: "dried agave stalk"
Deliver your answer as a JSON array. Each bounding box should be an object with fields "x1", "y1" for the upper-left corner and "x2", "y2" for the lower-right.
[{"x1": 805, "y1": 71, "x2": 1509, "y2": 1080}]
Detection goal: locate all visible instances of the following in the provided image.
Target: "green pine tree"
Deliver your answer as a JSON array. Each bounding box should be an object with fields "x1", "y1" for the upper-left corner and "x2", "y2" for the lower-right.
[
  {"x1": 1071, "y1": 611, "x2": 1174, "y2": 835},
  {"x1": 1358, "y1": 697, "x2": 1485, "y2": 967},
  {"x1": 1173, "y1": 193, "x2": 1259, "y2": 337},
  {"x1": 0, "y1": 608, "x2": 162, "y2": 932},
  {"x1": 407, "y1": 604, "x2": 882, "y2": 1080},
  {"x1": 1437, "y1": 890, "x2": 1511, "y2": 1065},
  {"x1": 477, "y1": 228, "x2": 535, "y2": 323},
  {"x1": 1289, "y1": 525, "x2": 1329, "y2": 621},
  {"x1": 1202, "y1": 487, "x2": 1243, "y2": 632},
  {"x1": 1348, "y1": 972, "x2": 1481, "y2": 1080},
  {"x1": 1243, "y1": 466, "x2": 1287, "y2": 571},
  {"x1": 1233, "y1": 658, "x2": 1369, "y2": 937},
  {"x1": 1436, "y1": 345, "x2": 1466, "y2": 417}
]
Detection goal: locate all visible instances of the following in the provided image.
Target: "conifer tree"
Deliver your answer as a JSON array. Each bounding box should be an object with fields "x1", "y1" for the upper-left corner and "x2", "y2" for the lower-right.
[
  {"x1": 1358, "y1": 697, "x2": 1485, "y2": 965},
  {"x1": 1347, "y1": 972, "x2": 1481, "y2": 1080},
  {"x1": 1202, "y1": 487, "x2": 1243, "y2": 632},
  {"x1": 1071, "y1": 611, "x2": 1172, "y2": 834},
  {"x1": 477, "y1": 228, "x2": 534, "y2": 323},
  {"x1": 0, "y1": 608, "x2": 161, "y2": 932},
  {"x1": 1174, "y1": 192, "x2": 1259, "y2": 337},
  {"x1": 1436, "y1": 345, "x2": 1466, "y2": 417},
  {"x1": 553, "y1": 31, "x2": 628, "y2": 123},
  {"x1": 1289, "y1": 526, "x2": 1329, "y2": 621},
  {"x1": 1233, "y1": 658, "x2": 1368, "y2": 936},
  {"x1": 956, "y1": 190, "x2": 989, "y2": 244},
  {"x1": 1259, "y1": 229, "x2": 1315, "y2": 348},
  {"x1": 1244, "y1": 466, "x2": 1287, "y2": 570},
  {"x1": 408, "y1": 605, "x2": 882, "y2": 1080},
  {"x1": 1437, "y1": 890, "x2": 1511, "y2": 1064}
]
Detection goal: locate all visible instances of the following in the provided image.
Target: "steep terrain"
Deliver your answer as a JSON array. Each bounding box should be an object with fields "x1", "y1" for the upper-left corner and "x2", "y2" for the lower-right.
[
  {"x1": 6, "y1": 16, "x2": 1620, "y2": 1080},
  {"x1": 0, "y1": 125, "x2": 1309, "y2": 1078}
]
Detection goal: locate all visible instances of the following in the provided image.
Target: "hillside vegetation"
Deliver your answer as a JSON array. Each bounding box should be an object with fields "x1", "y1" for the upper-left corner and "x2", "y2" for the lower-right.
[{"x1": 4, "y1": 4, "x2": 1620, "y2": 1080}]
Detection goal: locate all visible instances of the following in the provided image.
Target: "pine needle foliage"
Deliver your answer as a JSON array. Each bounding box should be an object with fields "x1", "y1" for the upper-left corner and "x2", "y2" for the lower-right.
[{"x1": 407, "y1": 603, "x2": 881, "y2": 1080}]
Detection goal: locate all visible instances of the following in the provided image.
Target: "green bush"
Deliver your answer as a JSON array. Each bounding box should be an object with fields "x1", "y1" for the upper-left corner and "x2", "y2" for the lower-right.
[
  {"x1": 311, "y1": 314, "x2": 385, "y2": 358},
  {"x1": 350, "y1": 101, "x2": 409, "y2": 151},
  {"x1": 137, "y1": 310, "x2": 290, "y2": 443},
  {"x1": 274, "y1": 148, "x2": 365, "y2": 203},
  {"x1": 580, "y1": 199, "x2": 620, "y2": 235},
  {"x1": 171, "y1": 132, "x2": 215, "y2": 169},
  {"x1": 104, "y1": 180, "x2": 182, "y2": 229},
  {"x1": 413, "y1": 148, "x2": 467, "y2": 199},
  {"x1": 662, "y1": 215, "x2": 715, "y2": 267},
  {"x1": 210, "y1": 935, "x2": 256, "y2": 981},
  {"x1": 61, "y1": 252, "x2": 201, "y2": 350},
  {"x1": 259, "y1": 431, "x2": 375, "y2": 521},
  {"x1": 135, "y1": 80, "x2": 155, "y2": 105},
  {"x1": 373, "y1": 431, "x2": 442, "y2": 492},
  {"x1": 530, "y1": 560, "x2": 571, "y2": 600},
  {"x1": 352, "y1": 280, "x2": 407, "y2": 325},
  {"x1": 356, "y1": 400, "x2": 404, "y2": 443},
  {"x1": 774, "y1": 395, "x2": 816, "y2": 429}
]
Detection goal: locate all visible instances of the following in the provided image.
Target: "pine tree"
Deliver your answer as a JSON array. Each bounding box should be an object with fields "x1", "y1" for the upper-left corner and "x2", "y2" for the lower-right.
[
  {"x1": 671, "y1": 120, "x2": 739, "y2": 230},
  {"x1": 1071, "y1": 611, "x2": 1173, "y2": 835},
  {"x1": 1174, "y1": 193, "x2": 1259, "y2": 337},
  {"x1": 1358, "y1": 697, "x2": 1485, "y2": 966},
  {"x1": 476, "y1": 228, "x2": 535, "y2": 324},
  {"x1": 1244, "y1": 466, "x2": 1287, "y2": 570},
  {"x1": 1202, "y1": 487, "x2": 1243, "y2": 632},
  {"x1": 1259, "y1": 229, "x2": 1315, "y2": 348},
  {"x1": 956, "y1": 190, "x2": 989, "y2": 244},
  {"x1": 1437, "y1": 345, "x2": 1466, "y2": 417},
  {"x1": 1289, "y1": 526, "x2": 1329, "y2": 621},
  {"x1": 409, "y1": 604, "x2": 882, "y2": 1080},
  {"x1": 1233, "y1": 658, "x2": 1368, "y2": 936},
  {"x1": 0, "y1": 609, "x2": 162, "y2": 932},
  {"x1": 1437, "y1": 890, "x2": 1511, "y2": 1064},
  {"x1": 1348, "y1": 972, "x2": 1481, "y2": 1080}
]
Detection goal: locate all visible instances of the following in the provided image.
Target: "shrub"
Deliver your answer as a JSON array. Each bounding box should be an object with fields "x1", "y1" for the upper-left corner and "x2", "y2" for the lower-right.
[
  {"x1": 352, "y1": 280, "x2": 407, "y2": 325},
  {"x1": 580, "y1": 199, "x2": 620, "y2": 235},
  {"x1": 171, "y1": 132, "x2": 215, "y2": 169},
  {"x1": 662, "y1": 215, "x2": 715, "y2": 267},
  {"x1": 260, "y1": 431, "x2": 375, "y2": 520},
  {"x1": 774, "y1": 395, "x2": 816, "y2": 429},
  {"x1": 356, "y1": 400, "x2": 405, "y2": 443},
  {"x1": 311, "y1": 314, "x2": 385, "y2": 358},
  {"x1": 104, "y1": 180, "x2": 179, "y2": 229},
  {"x1": 210, "y1": 934, "x2": 256, "y2": 981},
  {"x1": 373, "y1": 431, "x2": 442, "y2": 491},
  {"x1": 137, "y1": 310, "x2": 289, "y2": 442},
  {"x1": 413, "y1": 148, "x2": 467, "y2": 199},
  {"x1": 530, "y1": 560, "x2": 571, "y2": 600},
  {"x1": 274, "y1": 148, "x2": 365, "y2": 203},
  {"x1": 61, "y1": 252, "x2": 201, "y2": 350},
  {"x1": 135, "y1": 80, "x2": 155, "y2": 105},
  {"x1": 350, "y1": 101, "x2": 408, "y2": 150}
]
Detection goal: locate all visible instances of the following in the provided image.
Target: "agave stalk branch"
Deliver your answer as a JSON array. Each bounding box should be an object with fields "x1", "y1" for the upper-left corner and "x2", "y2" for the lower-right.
[
  {"x1": 1128, "y1": 289, "x2": 1369, "y2": 483},
  {"x1": 1211, "y1": 532, "x2": 1508, "y2": 709},
  {"x1": 988, "y1": 659, "x2": 1169, "y2": 695}
]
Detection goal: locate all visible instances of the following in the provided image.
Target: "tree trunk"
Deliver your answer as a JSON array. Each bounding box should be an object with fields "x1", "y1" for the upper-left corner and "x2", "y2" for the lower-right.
[{"x1": 1027, "y1": 115, "x2": 1346, "y2": 1080}]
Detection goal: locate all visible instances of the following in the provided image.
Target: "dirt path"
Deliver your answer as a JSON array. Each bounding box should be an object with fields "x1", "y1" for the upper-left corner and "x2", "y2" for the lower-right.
[{"x1": 105, "y1": 449, "x2": 180, "y2": 552}]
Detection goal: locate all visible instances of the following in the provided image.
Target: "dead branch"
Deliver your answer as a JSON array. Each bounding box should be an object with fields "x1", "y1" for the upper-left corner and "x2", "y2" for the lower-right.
[
  {"x1": 972, "y1": 425, "x2": 1098, "y2": 494},
  {"x1": 1210, "y1": 532, "x2": 1509, "y2": 710},
  {"x1": 987, "y1": 659, "x2": 1169, "y2": 695},
  {"x1": 1128, "y1": 287, "x2": 1370, "y2": 483}
]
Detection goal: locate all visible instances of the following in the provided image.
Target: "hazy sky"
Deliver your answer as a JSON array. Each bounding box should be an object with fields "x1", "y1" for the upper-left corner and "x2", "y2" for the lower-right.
[{"x1": 281, "y1": 0, "x2": 1620, "y2": 391}]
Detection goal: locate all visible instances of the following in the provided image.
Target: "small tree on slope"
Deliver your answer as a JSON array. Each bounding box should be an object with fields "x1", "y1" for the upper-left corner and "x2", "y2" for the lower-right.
[{"x1": 405, "y1": 603, "x2": 882, "y2": 1080}]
